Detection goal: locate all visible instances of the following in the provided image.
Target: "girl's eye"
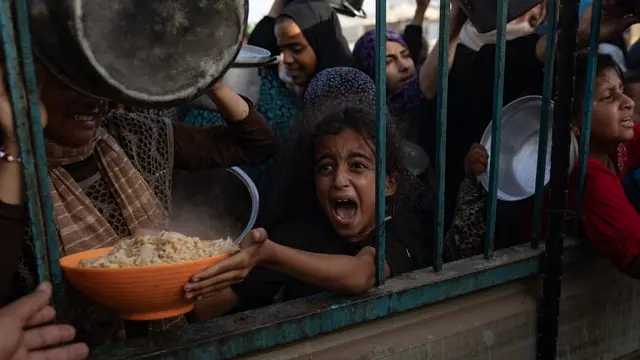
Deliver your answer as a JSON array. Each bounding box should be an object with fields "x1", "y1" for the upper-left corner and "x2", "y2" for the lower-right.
[
  {"x1": 317, "y1": 163, "x2": 333, "y2": 174},
  {"x1": 351, "y1": 162, "x2": 367, "y2": 170}
]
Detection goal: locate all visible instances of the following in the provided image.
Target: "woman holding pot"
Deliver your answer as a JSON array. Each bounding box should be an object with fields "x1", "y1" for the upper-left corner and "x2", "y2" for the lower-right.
[{"x1": 0, "y1": 57, "x2": 277, "y2": 346}]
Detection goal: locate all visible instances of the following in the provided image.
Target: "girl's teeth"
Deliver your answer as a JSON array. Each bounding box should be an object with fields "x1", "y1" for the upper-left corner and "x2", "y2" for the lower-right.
[{"x1": 73, "y1": 115, "x2": 94, "y2": 122}]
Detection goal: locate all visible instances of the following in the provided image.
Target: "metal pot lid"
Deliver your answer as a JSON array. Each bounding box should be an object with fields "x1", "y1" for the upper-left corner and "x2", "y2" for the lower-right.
[{"x1": 234, "y1": 45, "x2": 272, "y2": 65}]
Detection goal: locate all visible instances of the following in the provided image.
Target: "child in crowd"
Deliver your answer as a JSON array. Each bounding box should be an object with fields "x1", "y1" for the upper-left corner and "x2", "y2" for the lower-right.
[
  {"x1": 188, "y1": 104, "x2": 431, "y2": 320},
  {"x1": 571, "y1": 54, "x2": 640, "y2": 277}
]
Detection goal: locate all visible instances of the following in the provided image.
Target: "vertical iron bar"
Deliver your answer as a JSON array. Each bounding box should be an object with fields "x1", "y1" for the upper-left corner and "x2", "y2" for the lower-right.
[
  {"x1": 532, "y1": 0, "x2": 559, "y2": 249},
  {"x1": 433, "y1": 0, "x2": 451, "y2": 272},
  {"x1": 13, "y1": 0, "x2": 67, "y2": 312},
  {"x1": 537, "y1": 0, "x2": 580, "y2": 358},
  {"x1": 483, "y1": 0, "x2": 508, "y2": 260},
  {"x1": 575, "y1": 0, "x2": 602, "y2": 222},
  {"x1": 0, "y1": 1, "x2": 51, "y2": 285},
  {"x1": 374, "y1": 0, "x2": 387, "y2": 286}
]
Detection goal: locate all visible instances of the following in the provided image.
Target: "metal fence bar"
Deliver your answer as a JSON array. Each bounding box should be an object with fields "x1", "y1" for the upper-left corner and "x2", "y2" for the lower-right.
[
  {"x1": 575, "y1": 0, "x2": 602, "y2": 221},
  {"x1": 374, "y1": 0, "x2": 387, "y2": 286},
  {"x1": 537, "y1": 0, "x2": 581, "y2": 357},
  {"x1": 433, "y1": 0, "x2": 450, "y2": 272},
  {"x1": 0, "y1": 0, "x2": 52, "y2": 287},
  {"x1": 13, "y1": 0, "x2": 67, "y2": 311},
  {"x1": 532, "y1": 0, "x2": 559, "y2": 249},
  {"x1": 483, "y1": 0, "x2": 508, "y2": 260}
]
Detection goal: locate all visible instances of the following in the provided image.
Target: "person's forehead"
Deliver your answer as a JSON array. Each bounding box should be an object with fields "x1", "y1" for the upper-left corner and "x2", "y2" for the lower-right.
[{"x1": 316, "y1": 130, "x2": 373, "y2": 156}]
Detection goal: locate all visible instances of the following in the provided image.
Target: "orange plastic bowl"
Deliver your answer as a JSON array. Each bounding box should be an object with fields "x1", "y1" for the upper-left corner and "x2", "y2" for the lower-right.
[{"x1": 60, "y1": 248, "x2": 231, "y2": 321}]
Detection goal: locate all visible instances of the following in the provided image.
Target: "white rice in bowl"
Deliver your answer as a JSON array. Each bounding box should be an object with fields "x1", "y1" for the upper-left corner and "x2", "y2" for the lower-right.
[{"x1": 79, "y1": 231, "x2": 239, "y2": 268}]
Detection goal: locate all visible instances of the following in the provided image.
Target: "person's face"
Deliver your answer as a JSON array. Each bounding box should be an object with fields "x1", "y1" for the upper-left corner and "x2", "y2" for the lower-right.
[
  {"x1": 581, "y1": 68, "x2": 635, "y2": 145},
  {"x1": 385, "y1": 40, "x2": 415, "y2": 93},
  {"x1": 275, "y1": 18, "x2": 318, "y2": 87},
  {"x1": 314, "y1": 129, "x2": 396, "y2": 242},
  {"x1": 40, "y1": 69, "x2": 107, "y2": 147},
  {"x1": 625, "y1": 82, "x2": 640, "y2": 123}
]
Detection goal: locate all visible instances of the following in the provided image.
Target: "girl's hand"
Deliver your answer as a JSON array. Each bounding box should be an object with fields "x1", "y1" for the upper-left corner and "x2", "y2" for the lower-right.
[
  {"x1": 183, "y1": 228, "x2": 270, "y2": 300},
  {"x1": 464, "y1": 143, "x2": 489, "y2": 176},
  {"x1": 0, "y1": 282, "x2": 89, "y2": 360},
  {"x1": 0, "y1": 66, "x2": 48, "y2": 149}
]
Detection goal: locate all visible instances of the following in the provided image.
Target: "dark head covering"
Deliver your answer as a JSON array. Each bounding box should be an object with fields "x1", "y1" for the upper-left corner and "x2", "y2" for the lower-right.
[
  {"x1": 279, "y1": 0, "x2": 354, "y2": 74},
  {"x1": 352, "y1": 28, "x2": 408, "y2": 82}
]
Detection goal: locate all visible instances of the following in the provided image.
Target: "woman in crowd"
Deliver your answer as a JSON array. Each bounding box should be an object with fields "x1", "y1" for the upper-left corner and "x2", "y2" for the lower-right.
[
  {"x1": 187, "y1": 68, "x2": 432, "y2": 320},
  {"x1": 353, "y1": 29, "x2": 427, "y2": 130},
  {"x1": 0, "y1": 62, "x2": 277, "y2": 345}
]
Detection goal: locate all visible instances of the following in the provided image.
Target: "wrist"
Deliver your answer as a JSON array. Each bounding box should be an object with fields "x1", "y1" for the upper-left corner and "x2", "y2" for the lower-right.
[{"x1": 257, "y1": 239, "x2": 277, "y2": 265}]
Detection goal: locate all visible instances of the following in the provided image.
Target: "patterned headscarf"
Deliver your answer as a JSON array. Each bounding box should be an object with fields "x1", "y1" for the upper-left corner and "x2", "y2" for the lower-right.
[
  {"x1": 301, "y1": 67, "x2": 377, "y2": 129},
  {"x1": 46, "y1": 126, "x2": 170, "y2": 254}
]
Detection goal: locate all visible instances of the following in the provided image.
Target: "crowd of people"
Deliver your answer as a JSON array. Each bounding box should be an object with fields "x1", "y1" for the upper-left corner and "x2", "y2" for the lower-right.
[{"x1": 1, "y1": 0, "x2": 640, "y2": 358}]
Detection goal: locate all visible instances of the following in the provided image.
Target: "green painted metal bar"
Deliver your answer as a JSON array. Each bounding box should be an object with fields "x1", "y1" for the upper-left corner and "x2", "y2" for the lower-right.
[
  {"x1": 574, "y1": 0, "x2": 602, "y2": 223},
  {"x1": 13, "y1": 0, "x2": 67, "y2": 312},
  {"x1": 0, "y1": 0, "x2": 52, "y2": 287},
  {"x1": 374, "y1": 0, "x2": 387, "y2": 286},
  {"x1": 483, "y1": 0, "x2": 508, "y2": 260},
  {"x1": 433, "y1": 0, "x2": 450, "y2": 272},
  {"x1": 90, "y1": 239, "x2": 592, "y2": 360},
  {"x1": 531, "y1": 0, "x2": 559, "y2": 249}
]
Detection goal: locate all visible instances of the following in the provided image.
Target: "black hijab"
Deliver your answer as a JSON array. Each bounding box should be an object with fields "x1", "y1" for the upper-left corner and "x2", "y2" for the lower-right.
[{"x1": 278, "y1": 0, "x2": 354, "y2": 73}]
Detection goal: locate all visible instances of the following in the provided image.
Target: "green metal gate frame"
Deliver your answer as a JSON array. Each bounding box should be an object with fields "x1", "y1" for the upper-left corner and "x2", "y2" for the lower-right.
[{"x1": 0, "y1": 0, "x2": 602, "y2": 358}]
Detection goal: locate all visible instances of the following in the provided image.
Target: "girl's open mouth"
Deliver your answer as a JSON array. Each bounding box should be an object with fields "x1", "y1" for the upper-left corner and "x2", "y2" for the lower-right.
[
  {"x1": 333, "y1": 199, "x2": 358, "y2": 223},
  {"x1": 621, "y1": 117, "x2": 635, "y2": 128}
]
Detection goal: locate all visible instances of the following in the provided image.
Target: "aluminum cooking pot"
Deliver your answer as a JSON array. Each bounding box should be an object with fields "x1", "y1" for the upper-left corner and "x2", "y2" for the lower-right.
[
  {"x1": 460, "y1": 0, "x2": 543, "y2": 34},
  {"x1": 28, "y1": 0, "x2": 248, "y2": 108},
  {"x1": 189, "y1": 46, "x2": 279, "y2": 111}
]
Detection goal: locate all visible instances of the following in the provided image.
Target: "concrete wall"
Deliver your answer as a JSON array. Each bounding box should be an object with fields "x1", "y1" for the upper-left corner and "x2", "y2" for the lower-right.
[{"x1": 238, "y1": 259, "x2": 640, "y2": 360}]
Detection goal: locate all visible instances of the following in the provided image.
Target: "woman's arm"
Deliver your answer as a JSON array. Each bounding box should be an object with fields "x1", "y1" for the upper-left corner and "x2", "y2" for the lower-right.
[
  {"x1": 172, "y1": 83, "x2": 278, "y2": 171},
  {"x1": 246, "y1": 0, "x2": 288, "y2": 56},
  {"x1": 419, "y1": 2, "x2": 466, "y2": 99},
  {"x1": 403, "y1": 0, "x2": 429, "y2": 66}
]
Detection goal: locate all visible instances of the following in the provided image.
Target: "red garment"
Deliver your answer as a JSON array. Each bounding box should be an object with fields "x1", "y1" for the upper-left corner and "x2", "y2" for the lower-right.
[{"x1": 572, "y1": 124, "x2": 640, "y2": 270}]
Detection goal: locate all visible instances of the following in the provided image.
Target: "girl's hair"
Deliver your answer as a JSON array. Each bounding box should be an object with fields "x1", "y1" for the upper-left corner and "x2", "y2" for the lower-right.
[
  {"x1": 573, "y1": 53, "x2": 623, "y2": 119},
  {"x1": 267, "y1": 105, "x2": 405, "y2": 227}
]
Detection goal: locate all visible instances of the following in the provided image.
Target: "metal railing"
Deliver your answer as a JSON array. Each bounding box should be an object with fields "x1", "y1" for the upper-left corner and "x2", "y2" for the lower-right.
[{"x1": 0, "y1": 0, "x2": 601, "y2": 358}]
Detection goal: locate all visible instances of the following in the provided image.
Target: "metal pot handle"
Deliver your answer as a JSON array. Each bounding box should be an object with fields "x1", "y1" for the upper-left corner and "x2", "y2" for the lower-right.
[
  {"x1": 262, "y1": 56, "x2": 280, "y2": 67},
  {"x1": 226, "y1": 167, "x2": 260, "y2": 245},
  {"x1": 342, "y1": 1, "x2": 366, "y2": 18}
]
